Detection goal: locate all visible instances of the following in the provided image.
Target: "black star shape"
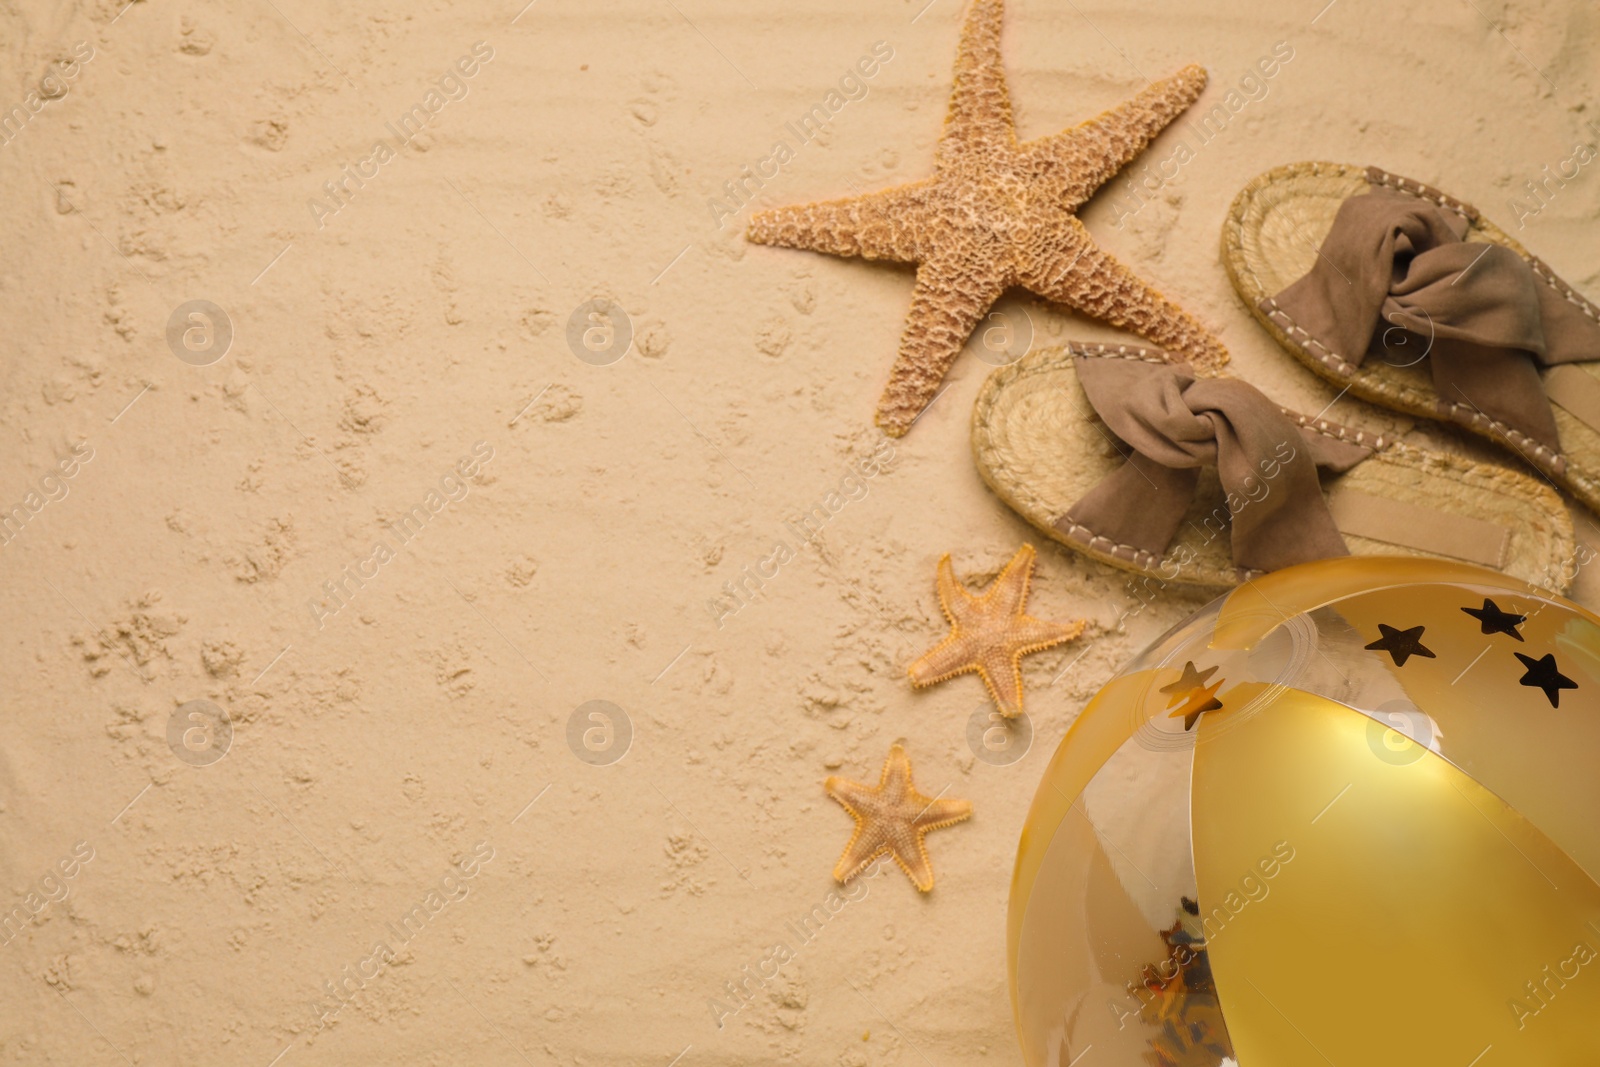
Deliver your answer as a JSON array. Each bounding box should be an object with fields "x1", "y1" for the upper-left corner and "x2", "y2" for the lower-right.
[
  {"x1": 1462, "y1": 598, "x2": 1526, "y2": 641},
  {"x1": 1365, "y1": 624, "x2": 1436, "y2": 667},
  {"x1": 1514, "y1": 652, "x2": 1577, "y2": 708}
]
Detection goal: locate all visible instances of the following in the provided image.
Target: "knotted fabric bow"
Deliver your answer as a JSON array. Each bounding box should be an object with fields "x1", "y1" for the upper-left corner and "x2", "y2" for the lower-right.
[
  {"x1": 1268, "y1": 187, "x2": 1600, "y2": 465},
  {"x1": 1061, "y1": 356, "x2": 1370, "y2": 574}
]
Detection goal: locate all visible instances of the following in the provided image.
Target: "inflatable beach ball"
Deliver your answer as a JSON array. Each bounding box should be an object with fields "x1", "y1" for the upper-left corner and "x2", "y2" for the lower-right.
[{"x1": 1009, "y1": 557, "x2": 1600, "y2": 1066}]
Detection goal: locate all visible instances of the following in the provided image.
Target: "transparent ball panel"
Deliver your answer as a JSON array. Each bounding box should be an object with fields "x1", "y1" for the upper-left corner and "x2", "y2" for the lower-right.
[
  {"x1": 1284, "y1": 585, "x2": 1600, "y2": 884},
  {"x1": 1012, "y1": 560, "x2": 1600, "y2": 1067},
  {"x1": 1015, "y1": 731, "x2": 1218, "y2": 1066}
]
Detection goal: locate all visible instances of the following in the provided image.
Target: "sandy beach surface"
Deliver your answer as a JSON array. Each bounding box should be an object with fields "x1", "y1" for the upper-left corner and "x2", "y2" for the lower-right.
[{"x1": 3, "y1": 0, "x2": 1600, "y2": 1063}]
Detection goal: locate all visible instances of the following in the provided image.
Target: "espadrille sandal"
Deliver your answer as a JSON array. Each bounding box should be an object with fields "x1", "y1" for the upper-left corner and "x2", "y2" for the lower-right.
[
  {"x1": 971, "y1": 342, "x2": 1576, "y2": 589},
  {"x1": 1224, "y1": 162, "x2": 1600, "y2": 515}
]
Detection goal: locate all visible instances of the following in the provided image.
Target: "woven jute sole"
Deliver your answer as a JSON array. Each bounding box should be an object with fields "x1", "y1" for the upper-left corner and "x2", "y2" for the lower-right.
[
  {"x1": 1223, "y1": 160, "x2": 1600, "y2": 516},
  {"x1": 971, "y1": 343, "x2": 1577, "y2": 590}
]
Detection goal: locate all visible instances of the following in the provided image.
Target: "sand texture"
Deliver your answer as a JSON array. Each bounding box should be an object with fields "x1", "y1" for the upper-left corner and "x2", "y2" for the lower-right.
[{"x1": 3, "y1": 0, "x2": 1600, "y2": 1063}]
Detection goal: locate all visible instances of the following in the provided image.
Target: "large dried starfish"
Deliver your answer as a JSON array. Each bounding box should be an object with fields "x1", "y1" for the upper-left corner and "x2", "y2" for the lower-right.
[
  {"x1": 825, "y1": 742, "x2": 972, "y2": 892},
  {"x1": 747, "y1": 0, "x2": 1225, "y2": 436},
  {"x1": 908, "y1": 543, "x2": 1084, "y2": 718}
]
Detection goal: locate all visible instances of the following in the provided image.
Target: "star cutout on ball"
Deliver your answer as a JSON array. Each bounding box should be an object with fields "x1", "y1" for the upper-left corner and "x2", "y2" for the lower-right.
[
  {"x1": 745, "y1": 0, "x2": 1225, "y2": 436},
  {"x1": 1462, "y1": 598, "x2": 1526, "y2": 641},
  {"x1": 908, "y1": 543, "x2": 1085, "y2": 718},
  {"x1": 1514, "y1": 652, "x2": 1577, "y2": 708},
  {"x1": 1160, "y1": 661, "x2": 1224, "y2": 730},
  {"x1": 1365, "y1": 623, "x2": 1436, "y2": 667},
  {"x1": 825, "y1": 742, "x2": 972, "y2": 892},
  {"x1": 1160, "y1": 660, "x2": 1218, "y2": 699}
]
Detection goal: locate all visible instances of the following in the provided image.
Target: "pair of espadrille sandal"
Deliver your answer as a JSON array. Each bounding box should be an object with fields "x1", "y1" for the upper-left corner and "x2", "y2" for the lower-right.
[{"x1": 974, "y1": 163, "x2": 1600, "y2": 592}]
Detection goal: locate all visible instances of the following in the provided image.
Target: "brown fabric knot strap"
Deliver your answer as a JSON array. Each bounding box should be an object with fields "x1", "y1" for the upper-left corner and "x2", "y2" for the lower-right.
[
  {"x1": 1265, "y1": 183, "x2": 1600, "y2": 475},
  {"x1": 1056, "y1": 354, "x2": 1370, "y2": 574}
]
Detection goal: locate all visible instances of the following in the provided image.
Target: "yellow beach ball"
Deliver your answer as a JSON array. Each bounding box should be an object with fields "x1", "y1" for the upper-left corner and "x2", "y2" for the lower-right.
[{"x1": 1009, "y1": 557, "x2": 1600, "y2": 1066}]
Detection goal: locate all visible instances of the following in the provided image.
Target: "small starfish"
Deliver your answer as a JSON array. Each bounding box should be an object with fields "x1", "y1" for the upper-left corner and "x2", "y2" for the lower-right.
[
  {"x1": 825, "y1": 742, "x2": 972, "y2": 892},
  {"x1": 1462, "y1": 598, "x2": 1526, "y2": 641},
  {"x1": 1514, "y1": 652, "x2": 1577, "y2": 708},
  {"x1": 1364, "y1": 623, "x2": 1436, "y2": 667},
  {"x1": 747, "y1": 0, "x2": 1224, "y2": 436},
  {"x1": 907, "y1": 544, "x2": 1084, "y2": 717}
]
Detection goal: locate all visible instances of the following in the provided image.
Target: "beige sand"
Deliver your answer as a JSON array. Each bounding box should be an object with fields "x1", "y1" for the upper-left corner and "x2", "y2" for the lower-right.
[{"x1": 2, "y1": 0, "x2": 1600, "y2": 1063}]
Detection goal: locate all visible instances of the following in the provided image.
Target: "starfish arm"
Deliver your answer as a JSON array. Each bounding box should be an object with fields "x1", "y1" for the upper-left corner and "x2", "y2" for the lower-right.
[
  {"x1": 902, "y1": 801, "x2": 972, "y2": 891},
  {"x1": 876, "y1": 258, "x2": 1008, "y2": 436},
  {"x1": 985, "y1": 544, "x2": 1036, "y2": 618},
  {"x1": 1021, "y1": 64, "x2": 1208, "y2": 208},
  {"x1": 826, "y1": 775, "x2": 880, "y2": 814},
  {"x1": 1018, "y1": 221, "x2": 1227, "y2": 371},
  {"x1": 1011, "y1": 615, "x2": 1085, "y2": 651},
  {"x1": 936, "y1": 0, "x2": 1017, "y2": 170},
  {"x1": 908, "y1": 633, "x2": 981, "y2": 687},
  {"x1": 833, "y1": 825, "x2": 890, "y2": 884},
  {"x1": 896, "y1": 839, "x2": 939, "y2": 892},
  {"x1": 746, "y1": 182, "x2": 932, "y2": 264},
  {"x1": 934, "y1": 552, "x2": 982, "y2": 627},
  {"x1": 880, "y1": 746, "x2": 913, "y2": 794},
  {"x1": 913, "y1": 796, "x2": 974, "y2": 831},
  {"x1": 976, "y1": 652, "x2": 1026, "y2": 717},
  {"x1": 896, "y1": 831, "x2": 940, "y2": 895}
]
